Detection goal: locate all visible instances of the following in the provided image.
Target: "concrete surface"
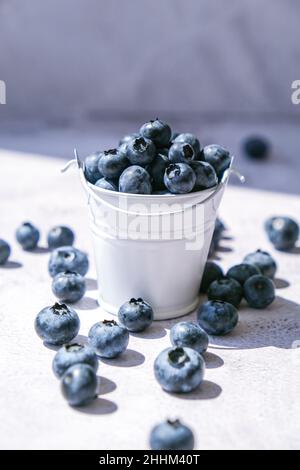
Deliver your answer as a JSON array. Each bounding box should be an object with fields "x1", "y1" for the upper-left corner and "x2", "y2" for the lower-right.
[{"x1": 0, "y1": 150, "x2": 300, "y2": 450}]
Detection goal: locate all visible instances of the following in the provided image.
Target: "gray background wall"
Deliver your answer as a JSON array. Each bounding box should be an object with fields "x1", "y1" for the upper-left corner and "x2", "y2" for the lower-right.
[{"x1": 0, "y1": 0, "x2": 299, "y2": 124}]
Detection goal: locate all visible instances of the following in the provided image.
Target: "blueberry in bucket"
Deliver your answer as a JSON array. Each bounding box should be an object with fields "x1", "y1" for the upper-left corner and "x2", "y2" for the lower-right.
[
  {"x1": 84, "y1": 151, "x2": 103, "y2": 184},
  {"x1": 190, "y1": 161, "x2": 218, "y2": 191},
  {"x1": 126, "y1": 136, "x2": 156, "y2": 166},
  {"x1": 119, "y1": 165, "x2": 152, "y2": 194},
  {"x1": 47, "y1": 226, "x2": 75, "y2": 249},
  {"x1": 52, "y1": 271, "x2": 86, "y2": 303},
  {"x1": 95, "y1": 177, "x2": 118, "y2": 191},
  {"x1": 202, "y1": 144, "x2": 231, "y2": 180},
  {"x1": 173, "y1": 133, "x2": 201, "y2": 157},
  {"x1": 150, "y1": 419, "x2": 194, "y2": 450},
  {"x1": 48, "y1": 246, "x2": 89, "y2": 277},
  {"x1": 34, "y1": 302, "x2": 80, "y2": 346},
  {"x1": 16, "y1": 222, "x2": 40, "y2": 250},
  {"x1": 164, "y1": 163, "x2": 196, "y2": 194},
  {"x1": 98, "y1": 148, "x2": 129, "y2": 179},
  {"x1": 118, "y1": 298, "x2": 153, "y2": 332},
  {"x1": 168, "y1": 142, "x2": 195, "y2": 164},
  {"x1": 146, "y1": 153, "x2": 169, "y2": 191},
  {"x1": 139, "y1": 119, "x2": 172, "y2": 148}
]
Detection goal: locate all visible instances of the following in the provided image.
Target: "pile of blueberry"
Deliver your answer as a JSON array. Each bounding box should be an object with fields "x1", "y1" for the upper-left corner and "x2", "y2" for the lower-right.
[{"x1": 83, "y1": 118, "x2": 231, "y2": 195}]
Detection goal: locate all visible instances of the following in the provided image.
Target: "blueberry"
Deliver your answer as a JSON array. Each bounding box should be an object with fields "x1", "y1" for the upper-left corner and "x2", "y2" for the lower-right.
[
  {"x1": 243, "y1": 249, "x2": 277, "y2": 279},
  {"x1": 48, "y1": 246, "x2": 89, "y2": 278},
  {"x1": 190, "y1": 161, "x2": 218, "y2": 191},
  {"x1": 243, "y1": 136, "x2": 270, "y2": 160},
  {"x1": 0, "y1": 239, "x2": 11, "y2": 265},
  {"x1": 126, "y1": 137, "x2": 156, "y2": 166},
  {"x1": 16, "y1": 222, "x2": 40, "y2": 250},
  {"x1": 154, "y1": 346, "x2": 205, "y2": 393},
  {"x1": 61, "y1": 363, "x2": 97, "y2": 407},
  {"x1": 119, "y1": 165, "x2": 152, "y2": 194},
  {"x1": 208, "y1": 278, "x2": 243, "y2": 307},
  {"x1": 244, "y1": 274, "x2": 275, "y2": 309},
  {"x1": 139, "y1": 119, "x2": 172, "y2": 148},
  {"x1": 200, "y1": 261, "x2": 223, "y2": 293},
  {"x1": 168, "y1": 142, "x2": 195, "y2": 164},
  {"x1": 88, "y1": 319, "x2": 129, "y2": 358},
  {"x1": 170, "y1": 322, "x2": 209, "y2": 354},
  {"x1": 118, "y1": 298, "x2": 153, "y2": 332},
  {"x1": 119, "y1": 133, "x2": 140, "y2": 147},
  {"x1": 52, "y1": 343, "x2": 98, "y2": 378},
  {"x1": 34, "y1": 302, "x2": 80, "y2": 345},
  {"x1": 47, "y1": 226, "x2": 75, "y2": 249},
  {"x1": 227, "y1": 263, "x2": 260, "y2": 286},
  {"x1": 197, "y1": 300, "x2": 238, "y2": 336},
  {"x1": 84, "y1": 152, "x2": 103, "y2": 184},
  {"x1": 95, "y1": 177, "x2": 118, "y2": 192},
  {"x1": 150, "y1": 419, "x2": 194, "y2": 450},
  {"x1": 146, "y1": 153, "x2": 169, "y2": 190},
  {"x1": 202, "y1": 144, "x2": 231, "y2": 180},
  {"x1": 98, "y1": 148, "x2": 129, "y2": 179},
  {"x1": 52, "y1": 271, "x2": 86, "y2": 303},
  {"x1": 173, "y1": 133, "x2": 201, "y2": 157},
  {"x1": 164, "y1": 163, "x2": 196, "y2": 194},
  {"x1": 265, "y1": 216, "x2": 299, "y2": 251}
]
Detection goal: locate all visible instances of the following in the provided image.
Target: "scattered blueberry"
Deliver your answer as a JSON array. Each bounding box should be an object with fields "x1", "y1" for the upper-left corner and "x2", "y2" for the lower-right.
[
  {"x1": 84, "y1": 151, "x2": 103, "y2": 184},
  {"x1": 47, "y1": 226, "x2": 75, "y2": 249},
  {"x1": 243, "y1": 249, "x2": 277, "y2": 279},
  {"x1": 243, "y1": 136, "x2": 270, "y2": 160},
  {"x1": 168, "y1": 142, "x2": 195, "y2": 164},
  {"x1": 146, "y1": 153, "x2": 169, "y2": 190},
  {"x1": 118, "y1": 298, "x2": 153, "y2": 332},
  {"x1": 95, "y1": 177, "x2": 118, "y2": 191},
  {"x1": 170, "y1": 322, "x2": 209, "y2": 354},
  {"x1": 164, "y1": 163, "x2": 196, "y2": 194},
  {"x1": 173, "y1": 133, "x2": 201, "y2": 157},
  {"x1": 200, "y1": 261, "x2": 223, "y2": 293},
  {"x1": 197, "y1": 300, "x2": 238, "y2": 335},
  {"x1": 16, "y1": 222, "x2": 40, "y2": 250},
  {"x1": 88, "y1": 319, "x2": 129, "y2": 358},
  {"x1": 154, "y1": 346, "x2": 205, "y2": 393},
  {"x1": 244, "y1": 274, "x2": 275, "y2": 309},
  {"x1": 190, "y1": 161, "x2": 218, "y2": 191},
  {"x1": 98, "y1": 148, "x2": 129, "y2": 179},
  {"x1": 207, "y1": 278, "x2": 243, "y2": 307},
  {"x1": 0, "y1": 239, "x2": 11, "y2": 265},
  {"x1": 48, "y1": 246, "x2": 89, "y2": 278},
  {"x1": 139, "y1": 119, "x2": 172, "y2": 148},
  {"x1": 52, "y1": 271, "x2": 86, "y2": 303},
  {"x1": 126, "y1": 137, "x2": 156, "y2": 166},
  {"x1": 34, "y1": 302, "x2": 80, "y2": 346},
  {"x1": 202, "y1": 144, "x2": 231, "y2": 180},
  {"x1": 150, "y1": 419, "x2": 194, "y2": 450},
  {"x1": 52, "y1": 343, "x2": 98, "y2": 378},
  {"x1": 61, "y1": 363, "x2": 98, "y2": 407},
  {"x1": 119, "y1": 165, "x2": 152, "y2": 194},
  {"x1": 227, "y1": 263, "x2": 260, "y2": 286},
  {"x1": 265, "y1": 216, "x2": 299, "y2": 251}
]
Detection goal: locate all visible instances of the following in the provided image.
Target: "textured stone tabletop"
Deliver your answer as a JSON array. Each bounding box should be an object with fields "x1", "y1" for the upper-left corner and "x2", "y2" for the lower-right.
[{"x1": 1, "y1": 150, "x2": 300, "y2": 450}]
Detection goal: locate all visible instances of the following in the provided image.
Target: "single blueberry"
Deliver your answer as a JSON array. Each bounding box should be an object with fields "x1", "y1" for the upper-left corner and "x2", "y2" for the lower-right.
[
  {"x1": 168, "y1": 142, "x2": 195, "y2": 164},
  {"x1": 0, "y1": 239, "x2": 11, "y2": 265},
  {"x1": 88, "y1": 319, "x2": 129, "y2": 358},
  {"x1": 16, "y1": 222, "x2": 40, "y2": 250},
  {"x1": 52, "y1": 343, "x2": 98, "y2": 378},
  {"x1": 244, "y1": 274, "x2": 275, "y2": 309},
  {"x1": 243, "y1": 136, "x2": 270, "y2": 160},
  {"x1": 119, "y1": 165, "x2": 152, "y2": 194},
  {"x1": 139, "y1": 119, "x2": 172, "y2": 148},
  {"x1": 243, "y1": 249, "x2": 277, "y2": 279},
  {"x1": 190, "y1": 161, "x2": 218, "y2": 191},
  {"x1": 98, "y1": 148, "x2": 129, "y2": 179},
  {"x1": 170, "y1": 322, "x2": 209, "y2": 354},
  {"x1": 34, "y1": 302, "x2": 80, "y2": 346},
  {"x1": 52, "y1": 271, "x2": 86, "y2": 303},
  {"x1": 118, "y1": 298, "x2": 153, "y2": 332},
  {"x1": 146, "y1": 153, "x2": 169, "y2": 190},
  {"x1": 47, "y1": 226, "x2": 75, "y2": 250},
  {"x1": 173, "y1": 133, "x2": 201, "y2": 157},
  {"x1": 48, "y1": 246, "x2": 89, "y2": 278},
  {"x1": 227, "y1": 263, "x2": 260, "y2": 286},
  {"x1": 126, "y1": 136, "x2": 156, "y2": 166},
  {"x1": 208, "y1": 277, "x2": 243, "y2": 307},
  {"x1": 61, "y1": 363, "x2": 98, "y2": 407},
  {"x1": 200, "y1": 261, "x2": 224, "y2": 293},
  {"x1": 154, "y1": 346, "x2": 205, "y2": 393},
  {"x1": 150, "y1": 419, "x2": 194, "y2": 450},
  {"x1": 119, "y1": 132, "x2": 140, "y2": 147},
  {"x1": 202, "y1": 144, "x2": 231, "y2": 180},
  {"x1": 84, "y1": 151, "x2": 103, "y2": 184},
  {"x1": 164, "y1": 163, "x2": 196, "y2": 194},
  {"x1": 265, "y1": 216, "x2": 299, "y2": 251},
  {"x1": 95, "y1": 177, "x2": 118, "y2": 192},
  {"x1": 197, "y1": 300, "x2": 238, "y2": 336}
]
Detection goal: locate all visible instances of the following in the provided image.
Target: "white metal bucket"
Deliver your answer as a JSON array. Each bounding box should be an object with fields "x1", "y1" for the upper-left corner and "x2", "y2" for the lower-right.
[{"x1": 65, "y1": 153, "x2": 237, "y2": 320}]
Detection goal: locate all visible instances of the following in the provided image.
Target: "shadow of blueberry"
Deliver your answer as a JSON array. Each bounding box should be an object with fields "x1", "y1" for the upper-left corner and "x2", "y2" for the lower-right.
[
  {"x1": 100, "y1": 349, "x2": 145, "y2": 368},
  {"x1": 130, "y1": 324, "x2": 166, "y2": 340},
  {"x1": 85, "y1": 277, "x2": 98, "y2": 291},
  {"x1": 31, "y1": 246, "x2": 51, "y2": 254},
  {"x1": 171, "y1": 380, "x2": 222, "y2": 400},
  {"x1": 274, "y1": 278, "x2": 290, "y2": 289},
  {"x1": 203, "y1": 351, "x2": 224, "y2": 369},
  {"x1": 74, "y1": 397, "x2": 118, "y2": 415},
  {"x1": 97, "y1": 376, "x2": 117, "y2": 395},
  {"x1": 75, "y1": 296, "x2": 98, "y2": 310},
  {"x1": 0, "y1": 261, "x2": 22, "y2": 269}
]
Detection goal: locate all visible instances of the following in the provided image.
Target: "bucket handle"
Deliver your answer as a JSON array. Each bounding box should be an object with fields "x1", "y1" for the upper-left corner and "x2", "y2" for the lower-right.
[{"x1": 62, "y1": 150, "x2": 244, "y2": 217}]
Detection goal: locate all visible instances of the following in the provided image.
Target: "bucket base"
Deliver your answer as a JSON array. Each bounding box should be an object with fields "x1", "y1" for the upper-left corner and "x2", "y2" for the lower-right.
[{"x1": 98, "y1": 295, "x2": 201, "y2": 321}]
